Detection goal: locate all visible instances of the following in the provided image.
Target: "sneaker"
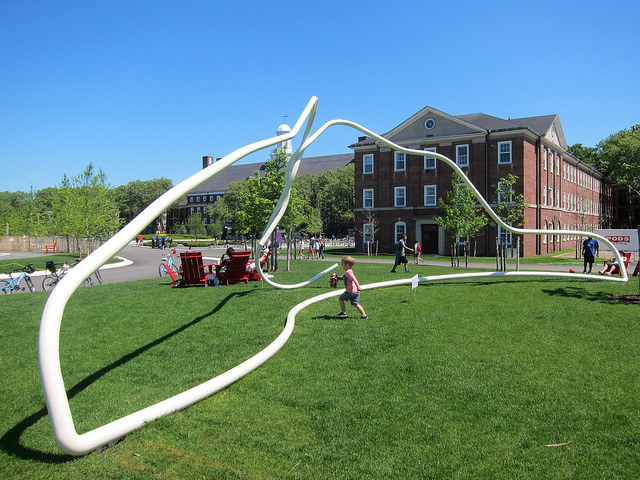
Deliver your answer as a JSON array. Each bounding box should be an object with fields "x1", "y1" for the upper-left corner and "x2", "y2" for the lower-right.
[
  {"x1": 405, "y1": 269, "x2": 409, "y2": 273},
  {"x1": 361, "y1": 315, "x2": 369, "y2": 319},
  {"x1": 336, "y1": 312, "x2": 348, "y2": 318}
]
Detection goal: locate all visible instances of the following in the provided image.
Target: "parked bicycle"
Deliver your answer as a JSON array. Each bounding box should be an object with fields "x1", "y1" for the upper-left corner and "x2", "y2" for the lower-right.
[
  {"x1": 159, "y1": 249, "x2": 180, "y2": 277},
  {"x1": 73, "y1": 257, "x2": 104, "y2": 286},
  {"x1": 2, "y1": 265, "x2": 36, "y2": 294},
  {"x1": 42, "y1": 260, "x2": 70, "y2": 291}
]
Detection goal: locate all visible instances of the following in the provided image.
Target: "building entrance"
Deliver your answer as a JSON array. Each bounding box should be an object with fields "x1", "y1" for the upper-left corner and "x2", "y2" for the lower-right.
[{"x1": 421, "y1": 224, "x2": 439, "y2": 254}]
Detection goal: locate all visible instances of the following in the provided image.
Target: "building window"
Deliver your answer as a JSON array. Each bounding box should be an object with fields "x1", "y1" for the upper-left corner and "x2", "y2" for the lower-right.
[
  {"x1": 424, "y1": 147, "x2": 437, "y2": 169},
  {"x1": 363, "y1": 154, "x2": 374, "y2": 174},
  {"x1": 189, "y1": 197, "x2": 195, "y2": 203},
  {"x1": 424, "y1": 185, "x2": 437, "y2": 206},
  {"x1": 543, "y1": 149, "x2": 547, "y2": 170},
  {"x1": 498, "y1": 141, "x2": 512, "y2": 164},
  {"x1": 203, "y1": 206, "x2": 207, "y2": 213},
  {"x1": 394, "y1": 221, "x2": 406, "y2": 243},
  {"x1": 209, "y1": 195, "x2": 214, "y2": 202},
  {"x1": 196, "y1": 196, "x2": 201, "y2": 203},
  {"x1": 190, "y1": 207, "x2": 194, "y2": 214},
  {"x1": 394, "y1": 152, "x2": 406, "y2": 171},
  {"x1": 456, "y1": 145, "x2": 469, "y2": 167},
  {"x1": 550, "y1": 152, "x2": 554, "y2": 173},
  {"x1": 498, "y1": 224, "x2": 513, "y2": 246},
  {"x1": 543, "y1": 186, "x2": 547, "y2": 206},
  {"x1": 363, "y1": 189, "x2": 374, "y2": 208},
  {"x1": 549, "y1": 187, "x2": 554, "y2": 207},
  {"x1": 497, "y1": 181, "x2": 513, "y2": 203},
  {"x1": 394, "y1": 187, "x2": 406, "y2": 207},
  {"x1": 363, "y1": 223, "x2": 374, "y2": 244}
]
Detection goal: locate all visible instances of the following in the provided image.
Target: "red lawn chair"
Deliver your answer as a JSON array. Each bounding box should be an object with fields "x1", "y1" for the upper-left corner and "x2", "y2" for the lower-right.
[
  {"x1": 602, "y1": 252, "x2": 632, "y2": 276},
  {"x1": 215, "y1": 250, "x2": 252, "y2": 285},
  {"x1": 179, "y1": 251, "x2": 215, "y2": 287}
]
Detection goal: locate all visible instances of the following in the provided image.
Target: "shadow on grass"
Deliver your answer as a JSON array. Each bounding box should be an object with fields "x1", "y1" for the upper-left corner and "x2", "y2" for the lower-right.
[
  {"x1": 0, "y1": 290, "x2": 250, "y2": 464},
  {"x1": 541, "y1": 286, "x2": 616, "y2": 303}
]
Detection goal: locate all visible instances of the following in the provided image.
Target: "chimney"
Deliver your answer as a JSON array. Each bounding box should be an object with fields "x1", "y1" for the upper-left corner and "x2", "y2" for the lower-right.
[{"x1": 202, "y1": 156, "x2": 213, "y2": 169}]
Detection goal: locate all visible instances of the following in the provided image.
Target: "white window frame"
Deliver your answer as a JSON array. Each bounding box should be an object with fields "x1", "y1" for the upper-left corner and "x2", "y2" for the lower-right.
[
  {"x1": 394, "y1": 151, "x2": 406, "y2": 171},
  {"x1": 363, "y1": 223, "x2": 374, "y2": 244},
  {"x1": 498, "y1": 224, "x2": 513, "y2": 246},
  {"x1": 363, "y1": 188, "x2": 374, "y2": 208},
  {"x1": 497, "y1": 181, "x2": 513, "y2": 204},
  {"x1": 424, "y1": 147, "x2": 437, "y2": 169},
  {"x1": 394, "y1": 186, "x2": 406, "y2": 207},
  {"x1": 363, "y1": 154, "x2": 374, "y2": 174},
  {"x1": 394, "y1": 221, "x2": 407, "y2": 243},
  {"x1": 456, "y1": 144, "x2": 469, "y2": 167},
  {"x1": 424, "y1": 185, "x2": 437, "y2": 206},
  {"x1": 498, "y1": 141, "x2": 512, "y2": 164},
  {"x1": 543, "y1": 149, "x2": 547, "y2": 170}
]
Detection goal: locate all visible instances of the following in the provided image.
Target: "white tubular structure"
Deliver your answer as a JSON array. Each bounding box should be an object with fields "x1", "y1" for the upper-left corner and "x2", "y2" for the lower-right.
[{"x1": 39, "y1": 97, "x2": 628, "y2": 455}]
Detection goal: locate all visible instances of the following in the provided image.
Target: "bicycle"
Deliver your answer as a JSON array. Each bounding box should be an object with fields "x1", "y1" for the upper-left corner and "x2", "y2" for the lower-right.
[
  {"x1": 2, "y1": 265, "x2": 36, "y2": 294},
  {"x1": 73, "y1": 257, "x2": 104, "y2": 286},
  {"x1": 159, "y1": 249, "x2": 180, "y2": 277},
  {"x1": 42, "y1": 260, "x2": 70, "y2": 291}
]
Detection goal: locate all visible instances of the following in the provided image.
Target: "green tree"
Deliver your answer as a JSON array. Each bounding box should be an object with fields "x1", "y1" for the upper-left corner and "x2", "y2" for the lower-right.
[
  {"x1": 568, "y1": 143, "x2": 599, "y2": 165},
  {"x1": 52, "y1": 164, "x2": 121, "y2": 240},
  {"x1": 111, "y1": 178, "x2": 175, "y2": 229},
  {"x1": 185, "y1": 212, "x2": 206, "y2": 240},
  {"x1": 596, "y1": 124, "x2": 640, "y2": 225},
  {"x1": 434, "y1": 173, "x2": 487, "y2": 267}
]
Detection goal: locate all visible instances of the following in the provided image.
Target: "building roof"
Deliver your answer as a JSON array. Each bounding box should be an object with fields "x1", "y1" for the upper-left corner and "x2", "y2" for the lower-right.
[
  {"x1": 350, "y1": 107, "x2": 567, "y2": 150},
  {"x1": 188, "y1": 153, "x2": 354, "y2": 195}
]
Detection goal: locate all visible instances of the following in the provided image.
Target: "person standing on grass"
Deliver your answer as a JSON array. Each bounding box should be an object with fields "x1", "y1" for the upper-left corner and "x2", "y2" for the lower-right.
[
  {"x1": 391, "y1": 233, "x2": 413, "y2": 273},
  {"x1": 582, "y1": 235, "x2": 599, "y2": 273},
  {"x1": 336, "y1": 256, "x2": 368, "y2": 319}
]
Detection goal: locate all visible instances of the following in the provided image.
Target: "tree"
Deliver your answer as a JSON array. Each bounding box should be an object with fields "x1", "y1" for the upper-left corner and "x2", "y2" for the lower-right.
[
  {"x1": 185, "y1": 212, "x2": 206, "y2": 240},
  {"x1": 434, "y1": 173, "x2": 487, "y2": 267},
  {"x1": 494, "y1": 174, "x2": 528, "y2": 266},
  {"x1": 52, "y1": 164, "x2": 121, "y2": 241},
  {"x1": 110, "y1": 178, "x2": 175, "y2": 231},
  {"x1": 596, "y1": 124, "x2": 640, "y2": 226},
  {"x1": 568, "y1": 143, "x2": 598, "y2": 165}
]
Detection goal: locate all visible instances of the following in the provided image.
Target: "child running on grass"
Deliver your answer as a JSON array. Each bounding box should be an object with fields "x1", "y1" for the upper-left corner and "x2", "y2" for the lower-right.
[{"x1": 336, "y1": 255, "x2": 368, "y2": 319}]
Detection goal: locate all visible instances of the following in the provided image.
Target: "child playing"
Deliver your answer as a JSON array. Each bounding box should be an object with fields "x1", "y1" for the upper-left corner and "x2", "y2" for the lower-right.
[{"x1": 336, "y1": 255, "x2": 368, "y2": 319}]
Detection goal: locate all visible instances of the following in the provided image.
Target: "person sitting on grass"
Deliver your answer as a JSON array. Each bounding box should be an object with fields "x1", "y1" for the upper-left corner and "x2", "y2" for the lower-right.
[{"x1": 336, "y1": 255, "x2": 368, "y2": 319}]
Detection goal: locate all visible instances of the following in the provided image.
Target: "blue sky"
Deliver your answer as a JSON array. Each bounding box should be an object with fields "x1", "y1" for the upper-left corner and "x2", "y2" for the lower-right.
[{"x1": 1, "y1": 0, "x2": 638, "y2": 193}]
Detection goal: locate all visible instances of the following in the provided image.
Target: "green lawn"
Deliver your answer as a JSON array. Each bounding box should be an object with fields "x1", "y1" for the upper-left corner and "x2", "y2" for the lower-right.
[{"x1": 1, "y1": 260, "x2": 638, "y2": 479}]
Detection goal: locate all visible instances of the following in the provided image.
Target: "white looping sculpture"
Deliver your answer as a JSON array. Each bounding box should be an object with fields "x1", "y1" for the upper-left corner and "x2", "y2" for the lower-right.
[{"x1": 39, "y1": 97, "x2": 628, "y2": 455}]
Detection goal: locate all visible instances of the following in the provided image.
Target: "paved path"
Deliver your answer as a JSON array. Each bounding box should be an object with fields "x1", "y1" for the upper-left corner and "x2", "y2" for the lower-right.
[{"x1": 1, "y1": 243, "x2": 582, "y2": 294}]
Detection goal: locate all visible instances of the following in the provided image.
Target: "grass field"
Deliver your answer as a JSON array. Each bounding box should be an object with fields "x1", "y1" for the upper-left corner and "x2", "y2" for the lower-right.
[{"x1": 0, "y1": 259, "x2": 638, "y2": 479}]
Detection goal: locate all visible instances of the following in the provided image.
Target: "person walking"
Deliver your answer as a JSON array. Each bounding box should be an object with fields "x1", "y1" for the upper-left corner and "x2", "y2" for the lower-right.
[{"x1": 391, "y1": 233, "x2": 413, "y2": 273}]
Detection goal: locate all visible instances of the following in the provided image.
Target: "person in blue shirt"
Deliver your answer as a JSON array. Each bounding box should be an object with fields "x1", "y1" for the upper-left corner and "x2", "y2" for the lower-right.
[{"x1": 582, "y1": 236, "x2": 599, "y2": 273}]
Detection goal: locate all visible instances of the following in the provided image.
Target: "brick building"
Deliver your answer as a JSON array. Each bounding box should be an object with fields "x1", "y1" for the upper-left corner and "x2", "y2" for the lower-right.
[{"x1": 350, "y1": 106, "x2": 610, "y2": 257}]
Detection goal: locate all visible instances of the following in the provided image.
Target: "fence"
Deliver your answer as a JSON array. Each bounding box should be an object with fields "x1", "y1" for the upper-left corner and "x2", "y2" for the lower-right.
[{"x1": 0, "y1": 236, "x2": 105, "y2": 256}]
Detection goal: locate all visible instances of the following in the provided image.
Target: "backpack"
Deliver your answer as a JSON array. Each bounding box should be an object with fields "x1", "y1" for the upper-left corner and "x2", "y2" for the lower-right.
[{"x1": 206, "y1": 273, "x2": 220, "y2": 287}]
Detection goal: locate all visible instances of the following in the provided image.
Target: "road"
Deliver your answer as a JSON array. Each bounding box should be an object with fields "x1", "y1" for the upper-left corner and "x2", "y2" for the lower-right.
[{"x1": 2, "y1": 241, "x2": 578, "y2": 295}]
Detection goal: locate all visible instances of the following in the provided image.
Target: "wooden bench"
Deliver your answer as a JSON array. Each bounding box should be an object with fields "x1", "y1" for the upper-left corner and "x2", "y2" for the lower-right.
[{"x1": 45, "y1": 242, "x2": 57, "y2": 254}]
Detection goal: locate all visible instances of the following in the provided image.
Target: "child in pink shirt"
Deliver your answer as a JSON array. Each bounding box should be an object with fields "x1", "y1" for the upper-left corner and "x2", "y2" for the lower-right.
[{"x1": 336, "y1": 255, "x2": 368, "y2": 319}]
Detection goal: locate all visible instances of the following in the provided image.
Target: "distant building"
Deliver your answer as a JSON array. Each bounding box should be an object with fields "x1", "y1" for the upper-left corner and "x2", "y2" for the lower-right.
[
  {"x1": 350, "y1": 106, "x2": 611, "y2": 257},
  {"x1": 174, "y1": 152, "x2": 353, "y2": 234}
]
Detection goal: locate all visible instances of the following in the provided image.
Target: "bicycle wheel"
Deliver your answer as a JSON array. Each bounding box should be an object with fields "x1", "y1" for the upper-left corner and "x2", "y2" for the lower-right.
[
  {"x1": 42, "y1": 277, "x2": 57, "y2": 291},
  {"x1": 2, "y1": 281, "x2": 13, "y2": 294},
  {"x1": 26, "y1": 277, "x2": 36, "y2": 293},
  {"x1": 159, "y1": 263, "x2": 168, "y2": 277}
]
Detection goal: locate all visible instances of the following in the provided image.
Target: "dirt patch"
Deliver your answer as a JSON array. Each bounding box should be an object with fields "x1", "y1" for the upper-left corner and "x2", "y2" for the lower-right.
[{"x1": 610, "y1": 294, "x2": 640, "y2": 305}]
